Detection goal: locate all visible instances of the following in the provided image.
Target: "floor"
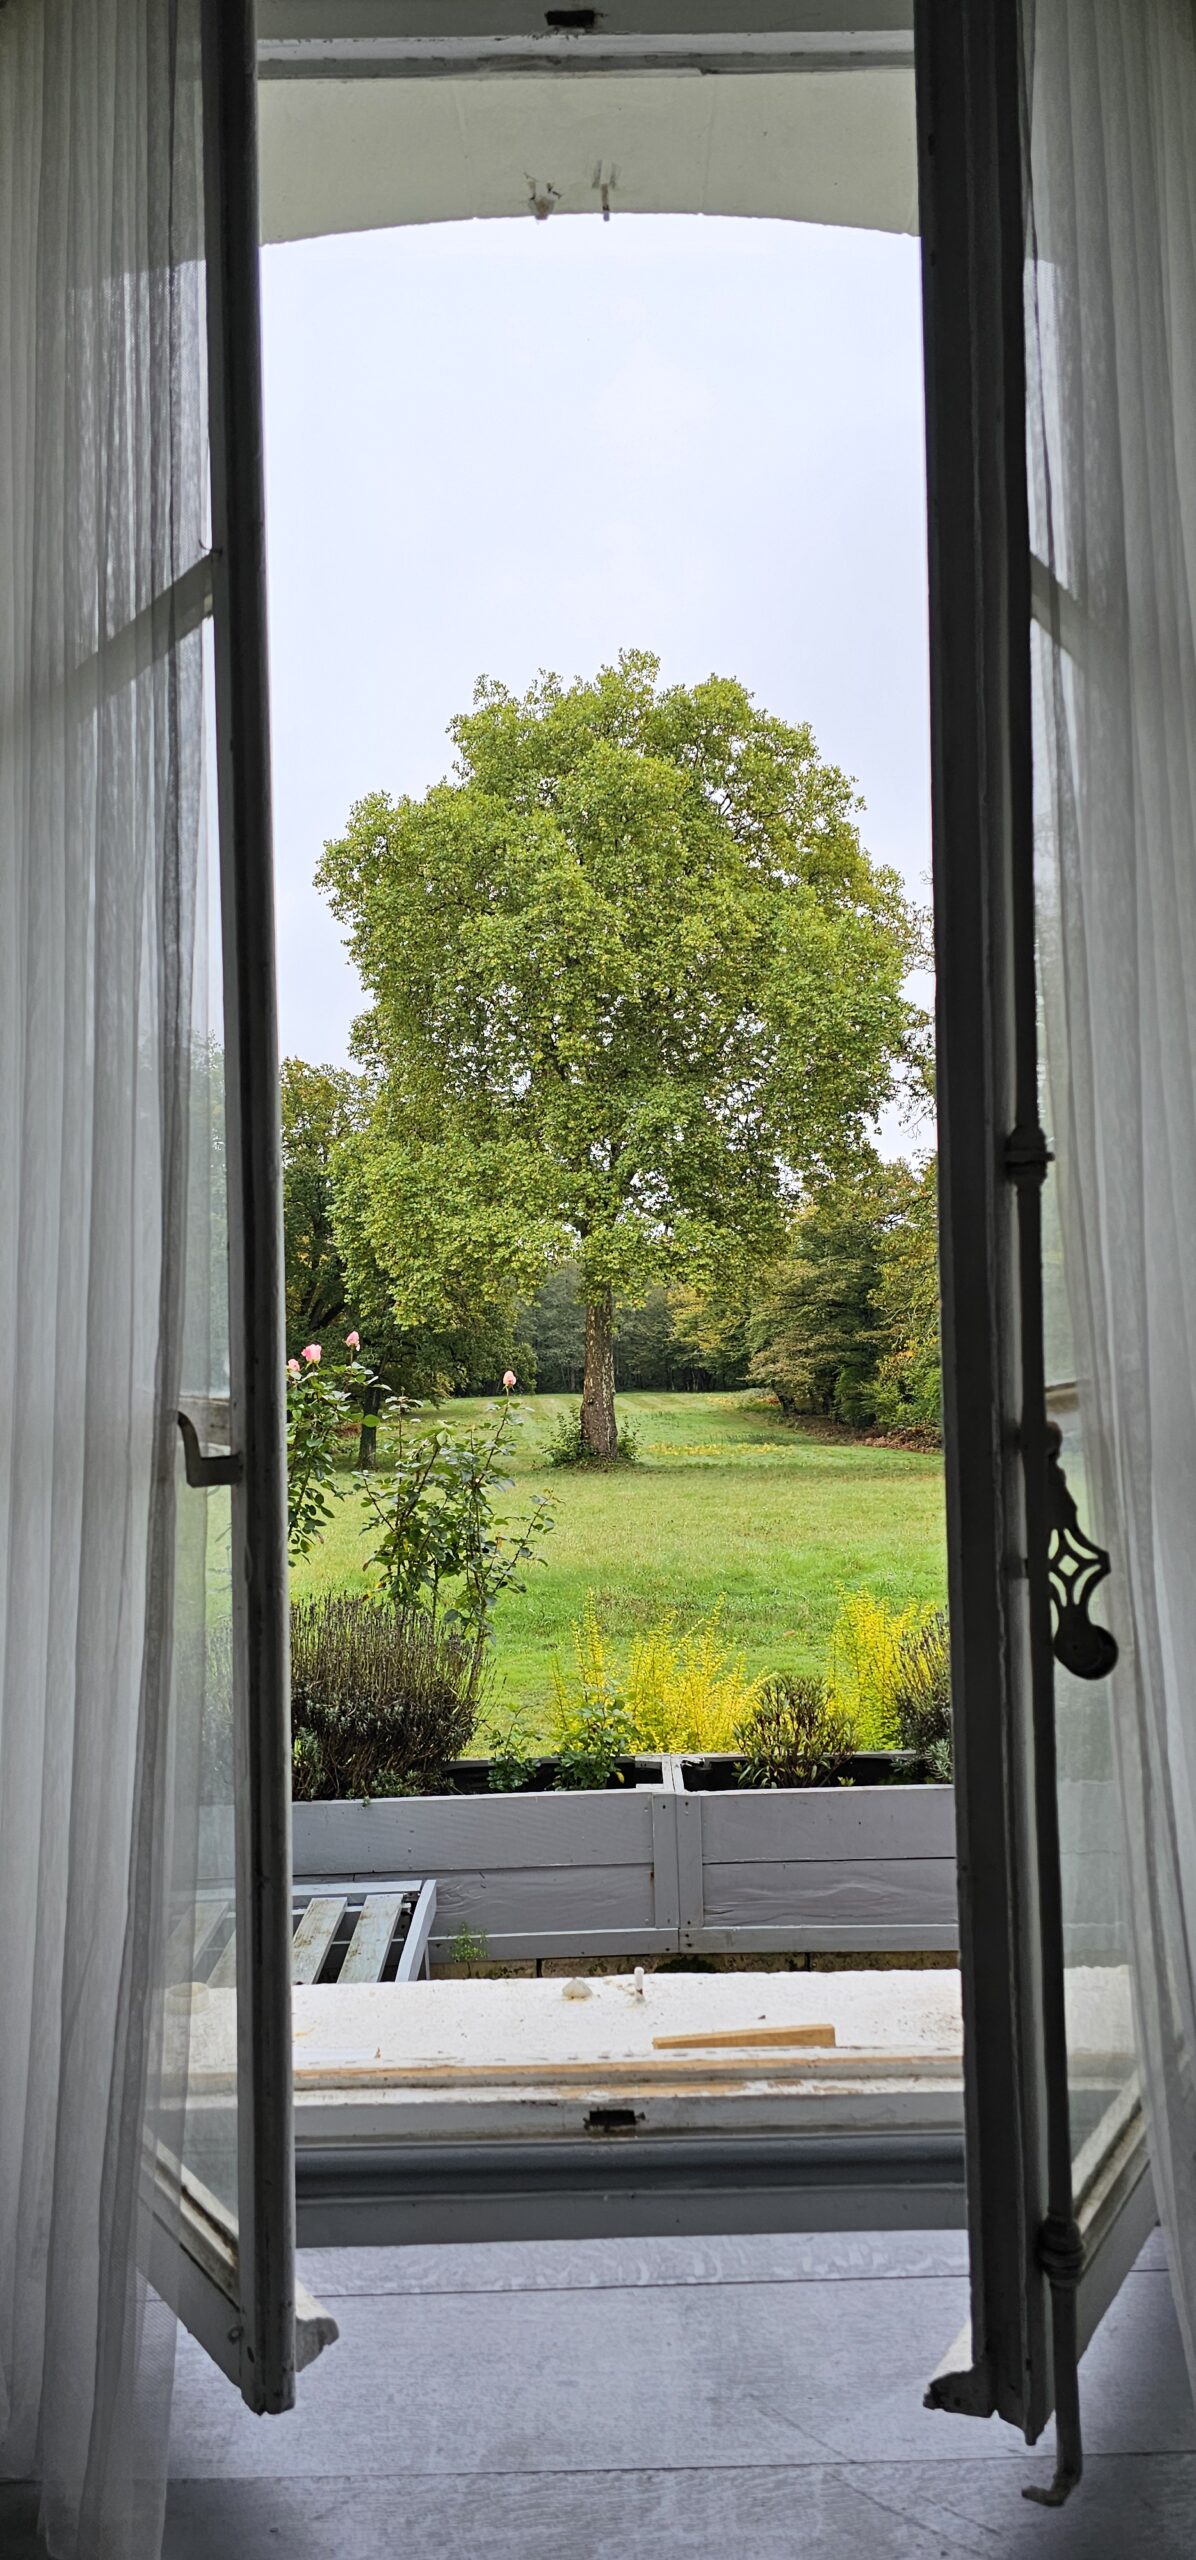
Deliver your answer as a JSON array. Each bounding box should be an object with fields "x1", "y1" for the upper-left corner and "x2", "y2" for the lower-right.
[
  {"x1": 172, "y1": 2224, "x2": 1195, "y2": 2556},
  {"x1": 5, "y1": 2225, "x2": 1192, "y2": 2556}
]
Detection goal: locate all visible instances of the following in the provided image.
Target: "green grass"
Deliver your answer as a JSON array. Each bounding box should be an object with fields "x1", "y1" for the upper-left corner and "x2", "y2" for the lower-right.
[{"x1": 290, "y1": 1391, "x2": 947, "y2": 1732}]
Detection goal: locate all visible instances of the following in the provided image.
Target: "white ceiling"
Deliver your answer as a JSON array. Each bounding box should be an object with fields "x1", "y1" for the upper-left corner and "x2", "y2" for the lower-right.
[{"x1": 258, "y1": 68, "x2": 919, "y2": 243}]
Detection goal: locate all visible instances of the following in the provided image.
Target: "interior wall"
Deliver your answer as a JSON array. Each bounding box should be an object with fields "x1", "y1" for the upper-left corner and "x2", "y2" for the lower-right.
[{"x1": 258, "y1": 69, "x2": 918, "y2": 242}]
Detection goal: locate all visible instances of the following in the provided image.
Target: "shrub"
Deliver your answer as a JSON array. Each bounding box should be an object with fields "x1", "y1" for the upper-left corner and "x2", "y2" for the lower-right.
[
  {"x1": 735, "y1": 1674, "x2": 857, "y2": 1788},
  {"x1": 545, "y1": 1408, "x2": 641, "y2": 1470},
  {"x1": 889, "y1": 1608, "x2": 952, "y2": 1779},
  {"x1": 549, "y1": 1597, "x2": 761, "y2": 1761},
  {"x1": 362, "y1": 1393, "x2": 552, "y2": 1698},
  {"x1": 624, "y1": 1606, "x2": 763, "y2": 1753},
  {"x1": 290, "y1": 1592, "x2": 480, "y2": 1799},
  {"x1": 479, "y1": 1705, "x2": 543, "y2": 1793},
  {"x1": 287, "y1": 1339, "x2": 373, "y2": 1559},
  {"x1": 825, "y1": 1588, "x2": 919, "y2": 1750},
  {"x1": 549, "y1": 1598, "x2": 635, "y2": 1786}
]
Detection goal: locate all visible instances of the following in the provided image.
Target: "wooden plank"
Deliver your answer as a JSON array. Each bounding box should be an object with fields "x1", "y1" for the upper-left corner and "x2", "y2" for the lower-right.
[
  {"x1": 292, "y1": 1789, "x2": 655, "y2": 1877},
  {"x1": 339, "y1": 1894, "x2": 404, "y2": 1984},
  {"x1": 652, "y1": 2025, "x2": 837, "y2": 2051},
  {"x1": 700, "y1": 1857, "x2": 960, "y2": 1931},
  {"x1": 422, "y1": 1863, "x2": 657, "y2": 1940},
  {"x1": 699, "y1": 1786, "x2": 956, "y2": 1864},
  {"x1": 675, "y1": 1788, "x2": 704, "y2": 1935},
  {"x1": 649, "y1": 1792, "x2": 681, "y2": 1934},
  {"x1": 290, "y1": 1894, "x2": 347, "y2": 1984}
]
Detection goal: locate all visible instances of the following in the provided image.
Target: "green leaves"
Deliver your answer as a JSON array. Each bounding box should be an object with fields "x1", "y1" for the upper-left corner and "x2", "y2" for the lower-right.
[
  {"x1": 316, "y1": 650, "x2": 924, "y2": 1366},
  {"x1": 360, "y1": 1395, "x2": 554, "y2": 1695}
]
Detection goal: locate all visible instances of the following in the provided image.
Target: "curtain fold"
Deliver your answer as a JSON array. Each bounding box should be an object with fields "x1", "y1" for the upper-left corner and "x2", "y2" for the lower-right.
[
  {"x1": 1024, "y1": 0, "x2": 1196, "y2": 2390},
  {"x1": 0, "y1": 3, "x2": 210, "y2": 2552}
]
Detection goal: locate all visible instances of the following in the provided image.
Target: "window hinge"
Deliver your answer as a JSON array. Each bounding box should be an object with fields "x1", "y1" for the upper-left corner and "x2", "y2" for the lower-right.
[{"x1": 1004, "y1": 1122, "x2": 1052, "y2": 1184}]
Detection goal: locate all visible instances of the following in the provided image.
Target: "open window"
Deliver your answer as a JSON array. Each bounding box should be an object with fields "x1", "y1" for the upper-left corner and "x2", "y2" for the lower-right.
[
  {"x1": 175, "y1": 0, "x2": 1166, "y2": 2488},
  {"x1": 148, "y1": 0, "x2": 336, "y2": 2413}
]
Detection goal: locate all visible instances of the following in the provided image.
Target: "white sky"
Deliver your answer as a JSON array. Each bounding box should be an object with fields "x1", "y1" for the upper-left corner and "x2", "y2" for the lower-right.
[{"x1": 261, "y1": 211, "x2": 930, "y2": 1117}]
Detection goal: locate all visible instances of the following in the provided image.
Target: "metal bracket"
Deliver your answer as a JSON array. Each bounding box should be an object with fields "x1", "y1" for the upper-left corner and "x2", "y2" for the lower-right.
[
  {"x1": 177, "y1": 1409, "x2": 243, "y2": 1489},
  {"x1": 1003, "y1": 1121, "x2": 1052, "y2": 1185},
  {"x1": 1045, "y1": 1424, "x2": 1117, "y2": 1680},
  {"x1": 1022, "y1": 2214, "x2": 1084, "y2": 2506}
]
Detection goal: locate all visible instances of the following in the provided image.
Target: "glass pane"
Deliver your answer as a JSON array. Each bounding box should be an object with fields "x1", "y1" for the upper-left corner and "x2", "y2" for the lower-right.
[
  {"x1": 170, "y1": 622, "x2": 238, "y2": 2222},
  {"x1": 1035, "y1": 627, "x2": 1139, "y2": 2190}
]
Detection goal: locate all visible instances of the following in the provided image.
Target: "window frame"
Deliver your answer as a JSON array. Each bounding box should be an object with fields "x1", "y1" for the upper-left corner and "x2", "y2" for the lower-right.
[{"x1": 198, "y1": 0, "x2": 1156, "y2": 2479}]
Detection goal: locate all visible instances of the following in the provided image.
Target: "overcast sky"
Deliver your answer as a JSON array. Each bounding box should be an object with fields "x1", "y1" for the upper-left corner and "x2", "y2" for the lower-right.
[{"x1": 261, "y1": 210, "x2": 930, "y2": 1119}]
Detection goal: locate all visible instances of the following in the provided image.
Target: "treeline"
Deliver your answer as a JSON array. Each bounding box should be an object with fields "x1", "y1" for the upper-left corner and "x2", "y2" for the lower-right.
[{"x1": 284, "y1": 1059, "x2": 940, "y2": 1440}]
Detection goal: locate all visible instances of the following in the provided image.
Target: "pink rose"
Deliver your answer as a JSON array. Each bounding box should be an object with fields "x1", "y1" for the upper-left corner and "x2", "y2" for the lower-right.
[
  {"x1": 302, "y1": 1343, "x2": 322, "y2": 1365},
  {"x1": 502, "y1": 1370, "x2": 517, "y2": 1390},
  {"x1": 287, "y1": 1358, "x2": 301, "y2": 1378},
  {"x1": 345, "y1": 1330, "x2": 361, "y2": 1351}
]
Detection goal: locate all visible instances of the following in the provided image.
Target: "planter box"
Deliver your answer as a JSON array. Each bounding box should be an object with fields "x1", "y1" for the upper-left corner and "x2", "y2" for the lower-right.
[{"x1": 291, "y1": 1755, "x2": 959, "y2": 1963}]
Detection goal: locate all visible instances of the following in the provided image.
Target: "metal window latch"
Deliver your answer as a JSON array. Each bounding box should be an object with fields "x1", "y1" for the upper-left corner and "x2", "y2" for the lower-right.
[
  {"x1": 177, "y1": 1409, "x2": 243, "y2": 1489},
  {"x1": 1045, "y1": 1423, "x2": 1117, "y2": 1679}
]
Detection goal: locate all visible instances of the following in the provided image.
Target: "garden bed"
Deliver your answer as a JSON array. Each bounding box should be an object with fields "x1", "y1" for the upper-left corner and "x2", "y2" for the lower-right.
[{"x1": 291, "y1": 1755, "x2": 959, "y2": 1963}]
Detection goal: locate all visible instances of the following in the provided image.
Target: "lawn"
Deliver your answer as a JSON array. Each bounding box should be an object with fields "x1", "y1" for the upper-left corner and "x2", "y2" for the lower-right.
[{"x1": 290, "y1": 1390, "x2": 947, "y2": 1732}]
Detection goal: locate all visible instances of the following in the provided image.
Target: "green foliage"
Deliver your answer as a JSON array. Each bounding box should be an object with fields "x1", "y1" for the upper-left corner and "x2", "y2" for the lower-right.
[
  {"x1": 286, "y1": 1345, "x2": 363, "y2": 1560},
  {"x1": 872, "y1": 1159, "x2": 942, "y2": 1433},
  {"x1": 615, "y1": 1287, "x2": 686, "y2": 1390},
  {"x1": 889, "y1": 1608, "x2": 953, "y2": 1778},
  {"x1": 290, "y1": 1592, "x2": 479, "y2": 1799},
  {"x1": 545, "y1": 1407, "x2": 641, "y2": 1470},
  {"x1": 281, "y1": 1059, "x2": 365, "y2": 1352},
  {"x1": 549, "y1": 1596, "x2": 761, "y2": 1758},
  {"x1": 361, "y1": 1393, "x2": 553, "y2": 1692},
  {"x1": 446, "y1": 1926, "x2": 490, "y2": 1971},
  {"x1": 318, "y1": 652, "x2": 922, "y2": 1448},
  {"x1": 520, "y1": 1262, "x2": 750, "y2": 1394},
  {"x1": 549, "y1": 1599, "x2": 636, "y2": 1787},
  {"x1": 735, "y1": 1674, "x2": 857, "y2": 1788},
  {"x1": 621, "y1": 1604, "x2": 761, "y2": 1752},
  {"x1": 553, "y1": 1691, "x2": 636, "y2": 1792},
  {"x1": 749, "y1": 1150, "x2": 940, "y2": 1435},
  {"x1": 826, "y1": 1587, "x2": 947, "y2": 1751},
  {"x1": 479, "y1": 1704, "x2": 544, "y2": 1792},
  {"x1": 332, "y1": 1117, "x2": 533, "y2": 1404}
]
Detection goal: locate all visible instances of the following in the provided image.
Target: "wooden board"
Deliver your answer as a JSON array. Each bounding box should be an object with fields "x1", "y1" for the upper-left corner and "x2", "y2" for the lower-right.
[
  {"x1": 652, "y1": 2025, "x2": 837, "y2": 2051},
  {"x1": 290, "y1": 1895, "x2": 348, "y2": 1984},
  {"x1": 699, "y1": 1787, "x2": 957, "y2": 1864},
  {"x1": 699, "y1": 1857, "x2": 959, "y2": 1931},
  {"x1": 339, "y1": 1894, "x2": 404, "y2": 1985},
  {"x1": 293, "y1": 1788, "x2": 657, "y2": 1876}
]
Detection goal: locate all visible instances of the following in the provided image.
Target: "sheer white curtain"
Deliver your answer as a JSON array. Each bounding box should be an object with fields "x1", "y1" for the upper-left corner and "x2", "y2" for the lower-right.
[
  {"x1": 1024, "y1": 0, "x2": 1196, "y2": 2387},
  {"x1": 0, "y1": 2, "x2": 211, "y2": 2553}
]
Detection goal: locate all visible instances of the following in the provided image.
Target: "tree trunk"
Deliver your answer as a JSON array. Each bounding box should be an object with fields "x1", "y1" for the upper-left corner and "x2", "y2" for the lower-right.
[
  {"x1": 581, "y1": 1288, "x2": 618, "y2": 1460},
  {"x1": 357, "y1": 1379, "x2": 383, "y2": 1470}
]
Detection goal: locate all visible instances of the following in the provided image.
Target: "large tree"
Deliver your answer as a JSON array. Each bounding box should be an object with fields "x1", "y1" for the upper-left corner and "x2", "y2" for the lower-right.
[{"x1": 318, "y1": 652, "x2": 921, "y2": 1456}]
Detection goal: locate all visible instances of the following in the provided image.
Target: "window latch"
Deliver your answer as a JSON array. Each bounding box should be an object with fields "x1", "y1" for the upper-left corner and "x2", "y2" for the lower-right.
[{"x1": 177, "y1": 1409, "x2": 243, "y2": 1489}]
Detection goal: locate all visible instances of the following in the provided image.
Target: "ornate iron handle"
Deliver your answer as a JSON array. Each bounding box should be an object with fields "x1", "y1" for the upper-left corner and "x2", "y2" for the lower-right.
[{"x1": 1045, "y1": 1423, "x2": 1117, "y2": 1679}]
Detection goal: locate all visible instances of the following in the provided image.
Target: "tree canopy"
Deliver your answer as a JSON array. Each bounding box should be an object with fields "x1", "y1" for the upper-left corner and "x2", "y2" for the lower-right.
[
  {"x1": 748, "y1": 1150, "x2": 940, "y2": 1434},
  {"x1": 318, "y1": 651, "x2": 923, "y2": 1452}
]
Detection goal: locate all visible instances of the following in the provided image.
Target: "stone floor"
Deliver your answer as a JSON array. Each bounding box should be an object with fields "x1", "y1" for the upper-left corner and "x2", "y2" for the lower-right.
[
  {"x1": 5, "y1": 2225, "x2": 1192, "y2": 2556},
  {"x1": 166, "y1": 2224, "x2": 1193, "y2": 2558}
]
